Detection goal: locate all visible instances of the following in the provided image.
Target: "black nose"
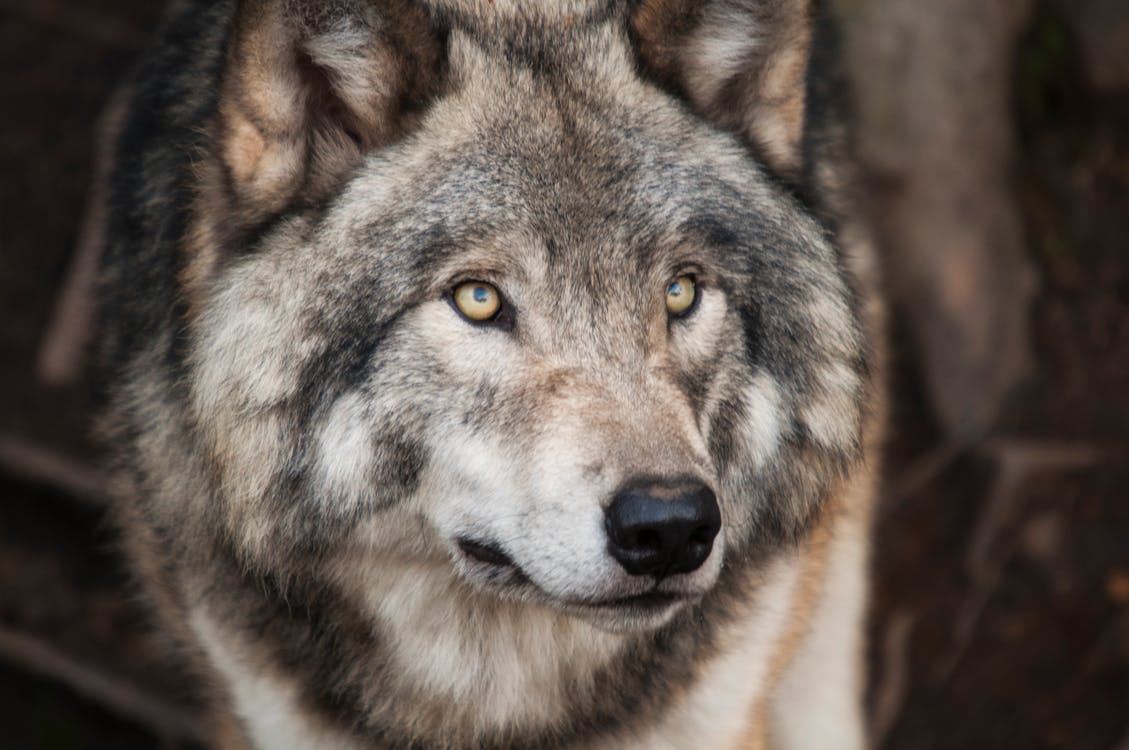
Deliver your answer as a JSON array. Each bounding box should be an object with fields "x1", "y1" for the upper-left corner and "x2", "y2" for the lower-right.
[{"x1": 605, "y1": 478, "x2": 721, "y2": 578}]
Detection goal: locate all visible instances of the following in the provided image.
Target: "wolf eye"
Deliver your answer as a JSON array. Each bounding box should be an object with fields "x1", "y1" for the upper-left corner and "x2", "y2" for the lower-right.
[
  {"x1": 666, "y1": 275, "x2": 697, "y2": 317},
  {"x1": 452, "y1": 281, "x2": 503, "y2": 322}
]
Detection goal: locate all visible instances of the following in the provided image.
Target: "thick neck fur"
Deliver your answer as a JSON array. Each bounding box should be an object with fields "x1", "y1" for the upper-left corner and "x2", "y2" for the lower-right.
[{"x1": 189, "y1": 532, "x2": 783, "y2": 750}]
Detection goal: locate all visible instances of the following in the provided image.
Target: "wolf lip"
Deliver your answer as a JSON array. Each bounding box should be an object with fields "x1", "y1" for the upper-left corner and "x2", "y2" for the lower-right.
[
  {"x1": 581, "y1": 591, "x2": 689, "y2": 610},
  {"x1": 457, "y1": 538, "x2": 516, "y2": 568}
]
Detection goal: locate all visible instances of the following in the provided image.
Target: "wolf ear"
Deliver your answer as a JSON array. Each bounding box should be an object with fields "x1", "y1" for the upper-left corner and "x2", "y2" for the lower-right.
[
  {"x1": 632, "y1": 0, "x2": 812, "y2": 176},
  {"x1": 218, "y1": 0, "x2": 443, "y2": 218}
]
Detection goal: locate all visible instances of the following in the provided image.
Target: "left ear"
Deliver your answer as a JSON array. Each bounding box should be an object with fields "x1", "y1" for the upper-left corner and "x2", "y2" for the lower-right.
[
  {"x1": 632, "y1": 0, "x2": 812, "y2": 177},
  {"x1": 216, "y1": 0, "x2": 444, "y2": 221}
]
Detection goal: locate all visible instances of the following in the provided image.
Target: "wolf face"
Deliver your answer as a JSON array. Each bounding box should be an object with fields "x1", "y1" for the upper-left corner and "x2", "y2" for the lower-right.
[
  {"x1": 102, "y1": 0, "x2": 871, "y2": 744},
  {"x1": 183, "y1": 3, "x2": 864, "y2": 636}
]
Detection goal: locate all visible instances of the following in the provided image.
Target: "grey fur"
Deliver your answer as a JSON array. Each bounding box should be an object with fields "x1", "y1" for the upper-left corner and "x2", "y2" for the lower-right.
[{"x1": 98, "y1": 1, "x2": 876, "y2": 747}]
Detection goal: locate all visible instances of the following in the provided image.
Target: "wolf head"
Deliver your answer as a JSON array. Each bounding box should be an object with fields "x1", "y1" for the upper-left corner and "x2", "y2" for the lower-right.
[{"x1": 179, "y1": 0, "x2": 866, "y2": 634}]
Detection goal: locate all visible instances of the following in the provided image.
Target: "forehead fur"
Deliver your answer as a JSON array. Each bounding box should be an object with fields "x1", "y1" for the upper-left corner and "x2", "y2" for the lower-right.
[
  {"x1": 327, "y1": 22, "x2": 823, "y2": 269},
  {"x1": 427, "y1": 0, "x2": 618, "y2": 24}
]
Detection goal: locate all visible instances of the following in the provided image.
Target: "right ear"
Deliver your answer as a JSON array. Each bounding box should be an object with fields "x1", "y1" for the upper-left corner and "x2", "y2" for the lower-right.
[
  {"x1": 631, "y1": 0, "x2": 813, "y2": 179},
  {"x1": 217, "y1": 0, "x2": 444, "y2": 221}
]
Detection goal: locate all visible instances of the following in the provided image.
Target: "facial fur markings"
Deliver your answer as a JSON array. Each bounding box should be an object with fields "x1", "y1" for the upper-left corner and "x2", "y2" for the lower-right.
[{"x1": 100, "y1": 0, "x2": 874, "y2": 747}]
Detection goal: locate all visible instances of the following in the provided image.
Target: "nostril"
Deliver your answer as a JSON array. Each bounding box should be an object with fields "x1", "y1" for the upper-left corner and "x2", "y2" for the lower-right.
[
  {"x1": 634, "y1": 529, "x2": 662, "y2": 552},
  {"x1": 691, "y1": 525, "x2": 715, "y2": 545}
]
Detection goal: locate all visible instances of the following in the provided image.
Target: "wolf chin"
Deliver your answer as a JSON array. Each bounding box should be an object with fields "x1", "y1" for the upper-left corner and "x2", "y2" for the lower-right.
[{"x1": 97, "y1": 0, "x2": 883, "y2": 747}]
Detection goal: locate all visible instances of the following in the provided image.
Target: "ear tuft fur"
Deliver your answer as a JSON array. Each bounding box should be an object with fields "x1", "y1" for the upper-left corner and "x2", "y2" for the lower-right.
[
  {"x1": 632, "y1": 0, "x2": 812, "y2": 177},
  {"x1": 217, "y1": 0, "x2": 443, "y2": 220}
]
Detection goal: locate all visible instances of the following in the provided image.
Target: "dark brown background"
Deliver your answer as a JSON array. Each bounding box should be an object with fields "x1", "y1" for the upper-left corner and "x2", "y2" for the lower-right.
[{"x1": 1, "y1": 1, "x2": 1127, "y2": 748}]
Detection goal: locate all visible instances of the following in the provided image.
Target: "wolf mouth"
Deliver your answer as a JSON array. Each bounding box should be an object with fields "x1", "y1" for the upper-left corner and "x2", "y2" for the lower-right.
[
  {"x1": 457, "y1": 538, "x2": 517, "y2": 568},
  {"x1": 456, "y1": 537, "x2": 697, "y2": 614},
  {"x1": 573, "y1": 591, "x2": 689, "y2": 610},
  {"x1": 456, "y1": 537, "x2": 532, "y2": 585}
]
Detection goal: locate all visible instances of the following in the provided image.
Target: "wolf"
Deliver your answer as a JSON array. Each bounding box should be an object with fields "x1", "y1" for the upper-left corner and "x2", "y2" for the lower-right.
[{"x1": 96, "y1": 0, "x2": 883, "y2": 747}]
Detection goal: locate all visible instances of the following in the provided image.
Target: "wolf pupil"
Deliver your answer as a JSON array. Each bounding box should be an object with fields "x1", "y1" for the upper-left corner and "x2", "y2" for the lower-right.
[{"x1": 473, "y1": 287, "x2": 489, "y2": 303}]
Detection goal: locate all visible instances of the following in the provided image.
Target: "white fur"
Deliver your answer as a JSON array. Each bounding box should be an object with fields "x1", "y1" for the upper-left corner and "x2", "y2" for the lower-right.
[
  {"x1": 806, "y1": 293, "x2": 857, "y2": 358},
  {"x1": 770, "y1": 505, "x2": 869, "y2": 749},
  {"x1": 190, "y1": 259, "x2": 323, "y2": 544},
  {"x1": 685, "y1": 4, "x2": 762, "y2": 105},
  {"x1": 742, "y1": 371, "x2": 785, "y2": 469},
  {"x1": 594, "y1": 557, "x2": 803, "y2": 750},
  {"x1": 190, "y1": 609, "x2": 363, "y2": 750},
  {"x1": 346, "y1": 555, "x2": 623, "y2": 731},
  {"x1": 193, "y1": 261, "x2": 314, "y2": 416},
  {"x1": 314, "y1": 391, "x2": 376, "y2": 513},
  {"x1": 304, "y1": 11, "x2": 397, "y2": 111},
  {"x1": 801, "y1": 361, "x2": 860, "y2": 451}
]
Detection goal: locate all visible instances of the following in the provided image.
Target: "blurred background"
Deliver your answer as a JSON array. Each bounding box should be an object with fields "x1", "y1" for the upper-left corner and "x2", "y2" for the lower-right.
[{"x1": 1, "y1": 0, "x2": 1126, "y2": 747}]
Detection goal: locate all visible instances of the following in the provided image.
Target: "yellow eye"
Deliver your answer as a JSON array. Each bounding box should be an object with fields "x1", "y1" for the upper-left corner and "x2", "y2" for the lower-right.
[
  {"x1": 665, "y1": 275, "x2": 697, "y2": 317},
  {"x1": 453, "y1": 281, "x2": 502, "y2": 322}
]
